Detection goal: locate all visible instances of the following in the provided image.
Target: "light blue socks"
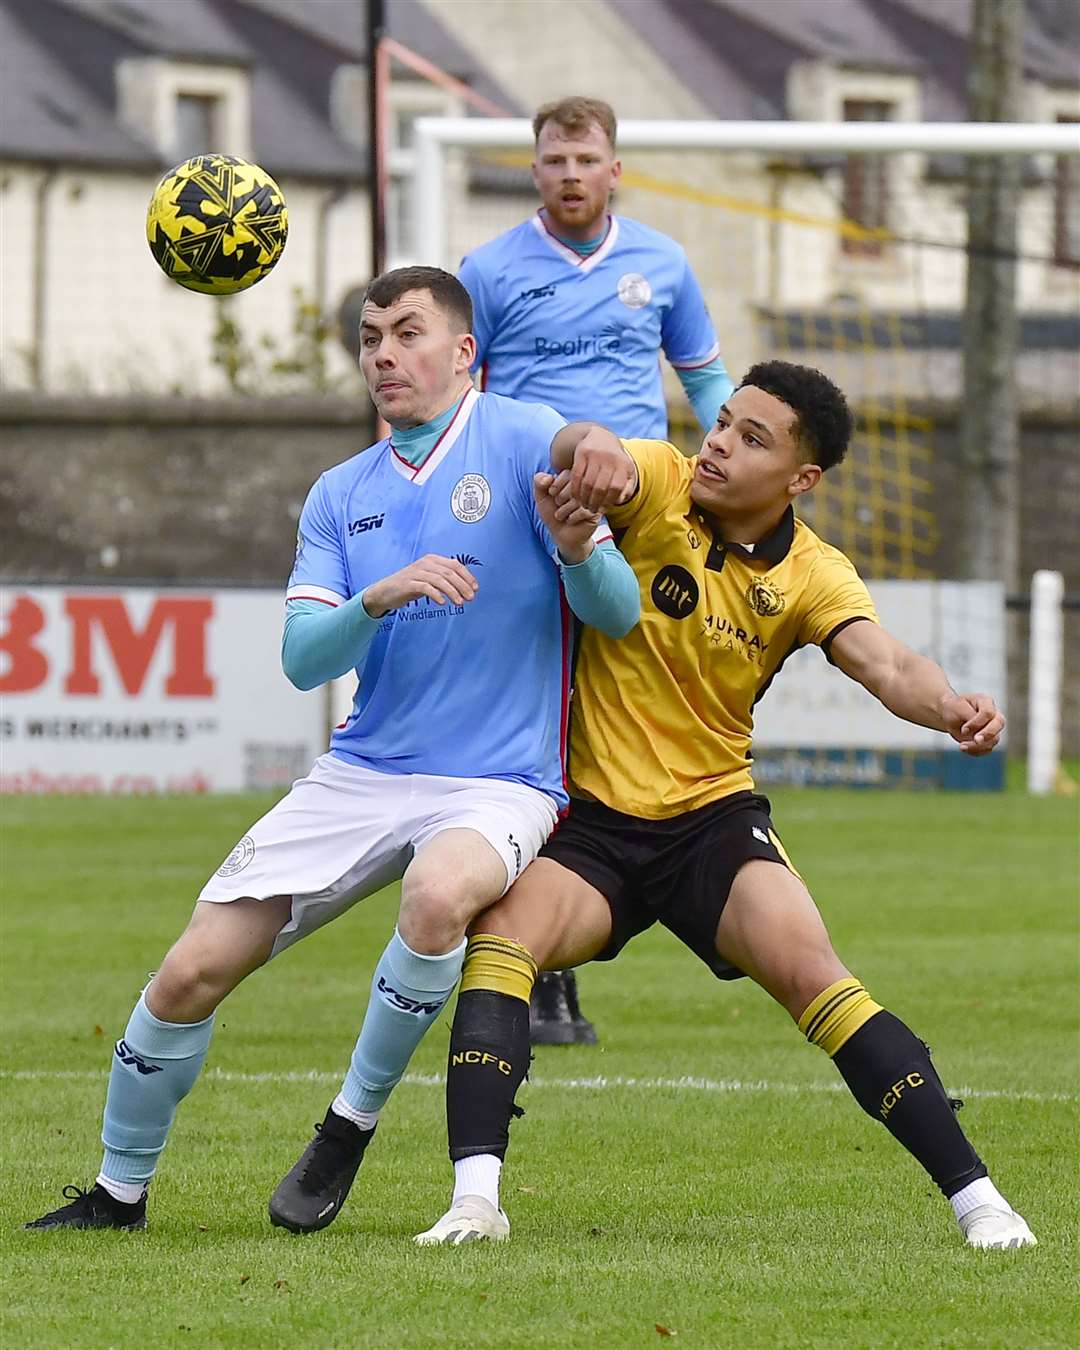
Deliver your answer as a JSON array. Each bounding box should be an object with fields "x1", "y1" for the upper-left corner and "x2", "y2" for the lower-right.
[
  {"x1": 97, "y1": 931, "x2": 463, "y2": 1190},
  {"x1": 99, "y1": 993, "x2": 214, "y2": 1187},
  {"x1": 337, "y1": 928, "x2": 466, "y2": 1118}
]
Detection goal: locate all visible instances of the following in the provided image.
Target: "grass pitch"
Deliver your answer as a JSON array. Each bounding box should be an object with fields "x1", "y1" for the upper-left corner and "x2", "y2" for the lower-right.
[{"x1": 2, "y1": 780, "x2": 1077, "y2": 1348}]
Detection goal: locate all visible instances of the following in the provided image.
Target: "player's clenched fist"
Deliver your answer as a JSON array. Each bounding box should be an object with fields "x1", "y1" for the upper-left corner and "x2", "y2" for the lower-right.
[
  {"x1": 940, "y1": 692, "x2": 1005, "y2": 756},
  {"x1": 550, "y1": 422, "x2": 638, "y2": 513},
  {"x1": 362, "y1": 554, "x2": 479, "y2": 617}
]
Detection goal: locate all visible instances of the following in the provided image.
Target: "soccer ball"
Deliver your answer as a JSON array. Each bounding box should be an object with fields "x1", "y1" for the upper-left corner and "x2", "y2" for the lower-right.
[{"x1": 146, "y1": 154, "x2": 288, "y2": 295}]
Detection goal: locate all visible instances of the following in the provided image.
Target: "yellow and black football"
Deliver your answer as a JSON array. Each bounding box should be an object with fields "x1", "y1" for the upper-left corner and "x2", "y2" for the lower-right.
[{"x1": 146, "y1": 154, "x2": 288, "y2": 295}]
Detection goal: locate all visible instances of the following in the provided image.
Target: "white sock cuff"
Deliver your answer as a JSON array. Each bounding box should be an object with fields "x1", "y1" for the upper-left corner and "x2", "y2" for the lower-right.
[
  {"x1": 96, "y1": 1173, "x2": 147, "y2": 1205},
  {"x1": 452, "y1": 1153, "x2": 502, "y2": 1209},
  {"x1": 949, "y1": 1175, "x2": 1010, "y2": 1221},
  {"x1": 331, "y1": 1094, "x2": 380, "y2": 1132}
]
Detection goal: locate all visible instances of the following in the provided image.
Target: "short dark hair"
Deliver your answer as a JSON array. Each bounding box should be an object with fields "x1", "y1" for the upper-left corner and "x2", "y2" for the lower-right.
[
  {"x1": 738, "y1": 361, "x2": 853, "y2": 472},
  {"x1": 363, "y1": 266, "x2": 473, "y2": 333},
  {"x1": 533, "y1": 96, "x2": 617, "y2": 151}
]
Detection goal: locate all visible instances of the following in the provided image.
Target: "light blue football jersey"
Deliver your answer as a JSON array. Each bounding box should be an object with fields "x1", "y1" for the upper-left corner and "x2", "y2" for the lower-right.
[
  {"x1": 459, "y1": 214, "x2": 721, "y2": 438},
  {"x1": 286, "y1": 389, "x2": 589, "y2": 807}
]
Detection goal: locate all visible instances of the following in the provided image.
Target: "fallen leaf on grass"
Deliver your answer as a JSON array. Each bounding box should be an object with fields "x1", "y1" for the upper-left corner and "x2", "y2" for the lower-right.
[
  {"x1": 655, "y1": 1325, "x2": 676, "y2": 1338},
  {"x1": 239, "y1": 1275, "x2": 250, "y2": 1286},
  {"x1": 93, "y1": 1026, "x2": 104, "y2": 1037}
]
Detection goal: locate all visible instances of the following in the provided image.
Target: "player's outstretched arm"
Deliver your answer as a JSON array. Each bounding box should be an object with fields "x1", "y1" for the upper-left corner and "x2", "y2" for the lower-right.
[
  {"x1": 550, "y1": 423, "x2": 638, "y2": 513},
  {"x1": 829, "y1": 620, "x2": 1004, "y2": 756}
]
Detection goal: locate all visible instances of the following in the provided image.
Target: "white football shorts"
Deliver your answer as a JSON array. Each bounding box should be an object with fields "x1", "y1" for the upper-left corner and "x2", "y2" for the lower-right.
[{"x1": 198, "y1": 753, "x2": 559, "y2": 958}]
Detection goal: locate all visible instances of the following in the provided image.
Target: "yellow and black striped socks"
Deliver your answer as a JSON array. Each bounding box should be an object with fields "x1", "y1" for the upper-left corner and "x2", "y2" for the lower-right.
[
  {"x1": 801, "y1": 978, "x2": 986, "y2": 1197},
  {"x1": 798, "y1": 978, "x2": 883, "y2": 1056},
  {"x1": 446, "y1": 935, "x2": 538, "y2": 1164},
  {"x1": 458, "y1": 934, "x2": 538, "y2": 1006}
]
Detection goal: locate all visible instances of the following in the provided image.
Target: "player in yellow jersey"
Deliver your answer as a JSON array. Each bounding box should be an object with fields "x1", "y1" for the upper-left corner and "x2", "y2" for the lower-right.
[{"x1": 416, "y1": 361, "x2": 1036, "y2": 1253}]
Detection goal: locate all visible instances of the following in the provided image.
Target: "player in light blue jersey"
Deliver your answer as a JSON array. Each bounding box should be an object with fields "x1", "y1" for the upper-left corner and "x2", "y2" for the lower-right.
[
  {"x1": 26, "y1": 268, "x2": 640, "y2": 1238},
  {"x1": 459, "y1": 96, "x2": 734, "y2": 441},
  {"x1": 460, "y1": 97, "x2": 732, "y2": 1043}
]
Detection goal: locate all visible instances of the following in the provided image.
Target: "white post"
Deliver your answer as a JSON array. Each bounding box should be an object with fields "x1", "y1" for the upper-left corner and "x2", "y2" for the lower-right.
[
  {"x1": 1027, "y1": 569, "x2": 1064, "y2": 794},
  {"x1": 415, "y1": 121, "x2": 447, "y2": 266}
]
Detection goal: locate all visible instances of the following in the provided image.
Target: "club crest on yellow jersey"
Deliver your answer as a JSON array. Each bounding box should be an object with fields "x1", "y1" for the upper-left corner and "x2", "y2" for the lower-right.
[{"x1": 745, "y1": 577, "x2": 786, "y2": 617}]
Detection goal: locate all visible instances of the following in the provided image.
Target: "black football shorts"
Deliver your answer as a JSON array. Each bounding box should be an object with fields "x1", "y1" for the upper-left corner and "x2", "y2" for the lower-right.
[{"x1": 538, "y1": 792, "x2": 800, "y2": 979}]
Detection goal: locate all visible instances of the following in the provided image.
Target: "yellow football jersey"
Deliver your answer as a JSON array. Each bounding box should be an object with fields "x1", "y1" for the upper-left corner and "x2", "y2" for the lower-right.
[{"x1": 569, "y1": 439, "x2": 880, "y2": 818}]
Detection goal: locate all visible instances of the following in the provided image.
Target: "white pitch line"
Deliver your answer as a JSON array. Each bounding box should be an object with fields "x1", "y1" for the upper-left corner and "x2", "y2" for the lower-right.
[{"x1": 0, "y1": 1067, "x2": 1074, "y2": 1105}]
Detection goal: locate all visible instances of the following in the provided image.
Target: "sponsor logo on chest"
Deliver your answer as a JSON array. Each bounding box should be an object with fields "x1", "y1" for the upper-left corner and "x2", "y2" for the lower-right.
[{"x1": 348, "y1": 513, "x2": 385, "y2": 537}]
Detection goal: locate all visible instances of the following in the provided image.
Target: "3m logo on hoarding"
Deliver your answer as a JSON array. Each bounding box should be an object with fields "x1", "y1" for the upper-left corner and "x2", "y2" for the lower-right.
[{"x1": 0, "y1": 594, "x2": 215, "y2": 697}]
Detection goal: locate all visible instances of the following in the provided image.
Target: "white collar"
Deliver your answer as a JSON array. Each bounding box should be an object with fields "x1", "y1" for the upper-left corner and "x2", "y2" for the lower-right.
[
  {"x1": 388, "y1": 387, "x2": 480, "y2": 485},
  {"x1": 530, "y1": 212, "x2": 620, "y2": 273}
]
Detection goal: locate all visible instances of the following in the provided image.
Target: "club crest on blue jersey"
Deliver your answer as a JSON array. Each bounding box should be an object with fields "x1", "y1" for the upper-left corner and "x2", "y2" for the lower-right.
[
  {"x1": 451, "y1": 474, "x2": 491, "y2": 524},
  {"x1": 617, "y1": 273, "x2": 652, "y2": 308}
]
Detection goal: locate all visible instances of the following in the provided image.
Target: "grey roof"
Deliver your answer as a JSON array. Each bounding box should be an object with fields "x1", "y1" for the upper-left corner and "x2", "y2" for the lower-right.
[
  {"x1": 605, "y1": 0, "x2": 760, "y2": 119},
  {"x1": 230, "y1": 0, "x2": 519, "y2": 111},
  {"x1": 1, "y1": 0, "x2": 1074, "y2": 174},
  {"x1": 0, "y1": 1, "x2": 159, "y2": 167},
  {"x1": 611, "y1": 0, "x2": 1079, "y2": 126},
  {"x1": 56, "y1": 0, "x2": 252, "y2": 62},
  {"x1": 881, "y1": 0, "x2": 1080, "y2": 88},
  {"x1": 0, "y1": 0, "x2": 518, "y2": 174},
  {"x1": 710, "y1": 0, "x2": 921, "y2": 71}
]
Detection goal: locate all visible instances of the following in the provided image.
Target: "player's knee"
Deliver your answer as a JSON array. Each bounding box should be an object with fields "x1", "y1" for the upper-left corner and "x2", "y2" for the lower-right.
[
  {"x1": 398, "y1": 876, "x2": 475, "y2": 954},
  {"x1": 147, "y1": 954, "x2": 221, "y2": 1022},
  {"x1": 784, "y1": 948, "x2": 852, "y2": 1023},
  {"x1": 148, "y1": 935, "x2": 256, "y2": 1022}
]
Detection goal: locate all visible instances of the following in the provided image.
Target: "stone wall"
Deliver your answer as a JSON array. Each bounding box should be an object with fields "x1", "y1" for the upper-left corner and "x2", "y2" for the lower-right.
[{"x1": 0, "y1": 394, "x2": 372, "y2": 585}]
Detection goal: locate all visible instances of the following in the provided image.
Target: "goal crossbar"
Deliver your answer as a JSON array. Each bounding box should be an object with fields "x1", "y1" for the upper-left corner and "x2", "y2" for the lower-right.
[{"x1": 413, "y1": 116, "x2": 1080, "y2": 267}]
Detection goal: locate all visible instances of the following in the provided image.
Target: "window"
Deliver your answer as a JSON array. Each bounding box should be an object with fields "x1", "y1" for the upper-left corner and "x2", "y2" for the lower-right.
[
  {"x1": 842, "y1": 99, "x2": 893, "y2": 257},
  {"x1": 1054, "y1": 115, "x2": 1080, "y2": 269},
  {"x1": 175, "y1": 94, "x2": 220, "y2": 159}
]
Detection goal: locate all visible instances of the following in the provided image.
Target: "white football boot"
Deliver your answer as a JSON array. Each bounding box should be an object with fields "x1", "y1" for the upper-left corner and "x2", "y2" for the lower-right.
[
  {"x1": 414, "y1": 1195, "x2": 510, "y2": 1246},
  {"x1": 959, "y1": 1204, "x2": 1037, "y2": 1250}
]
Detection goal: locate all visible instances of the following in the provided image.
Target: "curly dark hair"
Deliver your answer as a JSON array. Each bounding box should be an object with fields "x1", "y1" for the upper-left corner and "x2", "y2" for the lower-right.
[{"x1": 738, "y1": 361, "x2": 853, "y2": 472}]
